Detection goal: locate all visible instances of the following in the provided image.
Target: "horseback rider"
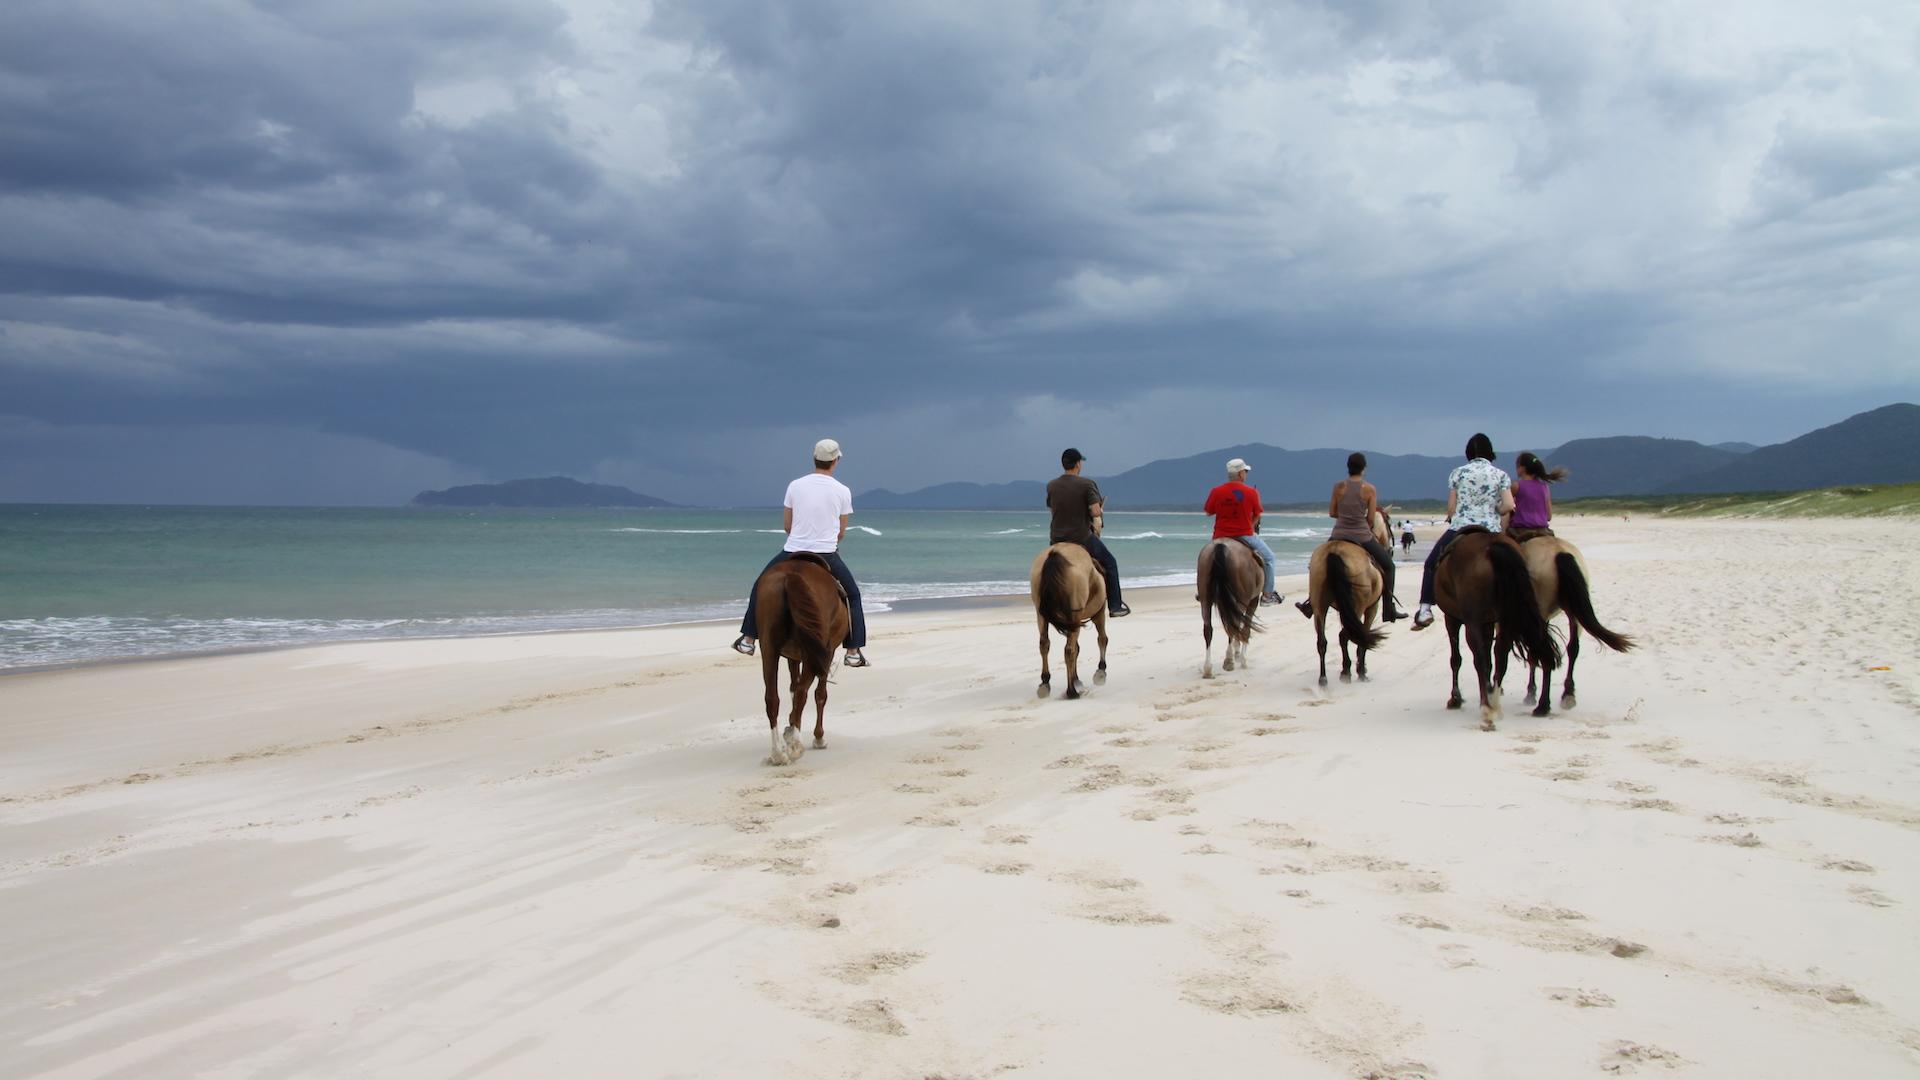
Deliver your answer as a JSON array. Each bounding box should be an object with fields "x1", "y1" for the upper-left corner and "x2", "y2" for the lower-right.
[
  {"x1": 1410, "y1": 433, "x2": 1514, "y2": 630},
  {"x1": 1204, "y1": 457, "x2": 1283, "y2": 606},
  {"x1": 1047, "y1": 447, "x2": 1129, "y2": 617},
  {"x1": 1301, "y1": 452, "x2": 1405, "y2": 621},
  {"x1": 731, "y1": 438, "x2": 869, "y2": 666},
  {"x1": 1507, "y1": 451, "x2": 1567, "y2": 544}
]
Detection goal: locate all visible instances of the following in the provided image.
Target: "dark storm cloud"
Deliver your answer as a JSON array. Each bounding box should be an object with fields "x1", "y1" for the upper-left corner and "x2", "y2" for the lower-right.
[{"x1": 1, "y1": 0, "x2": 1916, "y2": 504}]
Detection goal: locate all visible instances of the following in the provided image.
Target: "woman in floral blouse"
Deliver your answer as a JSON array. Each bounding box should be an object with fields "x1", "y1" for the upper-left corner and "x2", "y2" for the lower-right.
[{"x1": 1410, "y1": 433, "x2": 1514, "y2": 630}]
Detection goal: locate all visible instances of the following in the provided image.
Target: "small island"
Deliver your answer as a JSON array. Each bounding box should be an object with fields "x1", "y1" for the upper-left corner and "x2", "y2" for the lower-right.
[{"x1": 411, "y1": 476, "x2": 676, "y2": 508}]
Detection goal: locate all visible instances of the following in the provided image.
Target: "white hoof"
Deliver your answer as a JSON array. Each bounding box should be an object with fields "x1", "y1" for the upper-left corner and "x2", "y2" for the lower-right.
[
  {"x1": 1092, "y1": 669, "x2": 1107, "y2": 685},
  {"x1": 1037, "y1": 682, "x2": 1051, "y2": 699},
  {"x1": 1202, "y1": 666, "x2": 1214, "y2": 679},
  {"x1": 783, "y1": 727, "x2": 806, "y2": 762},
  {"x1": 1222, "y1": 658, "x2": 1235, "y2": 672},
  {"x1": 813, "y1": 735, "x2": 828, "y2": 749}
]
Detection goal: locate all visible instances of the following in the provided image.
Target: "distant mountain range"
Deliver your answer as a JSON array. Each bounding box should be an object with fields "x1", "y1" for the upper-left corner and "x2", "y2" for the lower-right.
[
  {"x1": 859, "y1": 403, "x2": 1919, "y2": 509},
  {"x1": 412, "y1": 476, "x2": 676, "y2": 508}
]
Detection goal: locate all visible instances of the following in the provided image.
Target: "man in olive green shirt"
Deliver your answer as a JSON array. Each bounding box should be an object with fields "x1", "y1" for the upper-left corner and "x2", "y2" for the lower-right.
[{"x1": 1046, "y1": 447, "x2": 1128, "y2": 617}]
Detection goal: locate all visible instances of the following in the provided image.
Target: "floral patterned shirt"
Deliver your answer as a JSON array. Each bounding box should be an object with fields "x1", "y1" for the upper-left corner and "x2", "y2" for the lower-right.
[{"x1": 1448, "y1": 459, "x2": 1512, "y2": 531}]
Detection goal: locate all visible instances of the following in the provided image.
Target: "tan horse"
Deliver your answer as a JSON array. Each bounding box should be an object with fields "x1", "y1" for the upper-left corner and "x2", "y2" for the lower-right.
[
  {"x1": 1197, "y1": 539, "x2": 1263, "y2": 678},
  {"x1": 1306, "y1": 541, "x2": 1387, "y2": 685},
  {"x1": 1496, "y1": 536, "x2": 1635, "y2": 715},
  {"x1": 1030, "y1": 543, "x2": 1110, "y2": 698},
  {"x1": 1432, "y1": 530, "x2": 1561, "y2": 730},
  {"x1": 753, "y1": 554, "x2": 852, "y2": 765}
]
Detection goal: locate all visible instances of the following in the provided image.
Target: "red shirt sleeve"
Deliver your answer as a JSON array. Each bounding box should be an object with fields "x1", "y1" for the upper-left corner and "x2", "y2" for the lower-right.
[
  {"x1": 1246, "y1": 486, "x2": 1263, "y2": 517},
  {"x1": 1203, "y1": 486, "x2": 1220, "y2": 516}
]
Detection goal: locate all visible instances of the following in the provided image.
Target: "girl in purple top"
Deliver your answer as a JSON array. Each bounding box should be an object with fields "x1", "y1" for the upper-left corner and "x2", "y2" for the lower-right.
[{"x1": 1508, "y1": 451, "x2": 1568, "y2": 543}]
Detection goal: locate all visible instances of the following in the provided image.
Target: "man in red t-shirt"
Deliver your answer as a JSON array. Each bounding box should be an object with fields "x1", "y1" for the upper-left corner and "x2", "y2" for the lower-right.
[{"x1": 1204, "y1": 458, "x2": 1282, "y2": 605}]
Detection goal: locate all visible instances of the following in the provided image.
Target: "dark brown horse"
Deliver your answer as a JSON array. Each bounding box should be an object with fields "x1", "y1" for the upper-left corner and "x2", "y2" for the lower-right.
[
  {"x1": 1307, "y1": 540, "x2": 1387, "y2": 685},
  {"x1": 754, "y1": 554, "x2": 851, "y2": 765},
  {"x1": 1433, "y1": 530, "x2": 1560, "y2": 730},
  {"x1": 1197, "y1": 539, "x2": 1263, "y2": 678},
  {"x1": 1030, "y1": 543, "x2": 1109, "y2": 698},
  {"x1": 1495, "y1": 536, "x2": 1635, "y2": 715}
]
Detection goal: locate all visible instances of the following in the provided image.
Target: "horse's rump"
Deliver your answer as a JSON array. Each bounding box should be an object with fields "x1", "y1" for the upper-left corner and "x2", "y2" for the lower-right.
[
  {"x1": 760, "y1": 560, "x2": 844, "y2": 672},
  {"x1": 1034, "y1": 546, "x2": 1090, "y2": 637},
  {"x1": 1204, "y1": 540, "x2": 1260, "y2": 640},
  {"x1": 1483, "y1": 539, "x2": 1560, "y2": 667},
  {"x1": 1318, "y1": 541, "x2": 1386, "y2": 651}
]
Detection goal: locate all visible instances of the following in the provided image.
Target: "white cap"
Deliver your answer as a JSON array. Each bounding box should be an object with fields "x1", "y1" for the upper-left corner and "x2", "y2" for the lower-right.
[
  {"x1": 1226, "y1": 457, "x2": 1250, "y2": 476},
  {"x1": 814, "y1": 438, "x2": 842, "y2": 462}
]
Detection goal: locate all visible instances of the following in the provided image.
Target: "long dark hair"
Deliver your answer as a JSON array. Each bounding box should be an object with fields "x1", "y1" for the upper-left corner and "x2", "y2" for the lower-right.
[
  {"x1": 1515, "y1": 451, "x2": 1569, "y2": 483},
  {"x1": 1464, "y1": 433, "x2": 1496, "y2": 462}
]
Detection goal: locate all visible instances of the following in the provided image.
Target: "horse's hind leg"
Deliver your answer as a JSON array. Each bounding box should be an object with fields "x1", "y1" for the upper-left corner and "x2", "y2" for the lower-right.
[
  {"x1": 1561, "y1": 617, "x2": 1580, "y2": 709},
  {"x1": 1315, "y1": 612, "x2": 1329, "y2": 687},
  {"x1": 1468, "y1": 622, "x2": 1499, "y2": 731},
  {"x1": 1092, "y1": 609, "x2": 1109, "y2": 685},
  {"x1": 1036, "y1": 616, "x2": 1052, "y2": 699},
  {"x1": 1524, "y1": 658, "x2": 1538, "y2": 706},
  {"x1": 783, "y1": 668, "x2": 810, "y2": 761},
  {"x1": 1338, "y1": 628, "x2": 1353, "y2": 683},
  {"x1": 763, "y1": 647, "x2": 788, "y2": 765},
  {"x1": 1202, "y1": 603, "x2": 1216, "y2": 679},
  {"x1": 1445, "y1": 616, "x2": 1465, "y2": 710},
  {"x1": 1064, "y1": 628, "x2": 1083, "y2": 699},
  {"x1": 812, "y1": 668, "x2": 830, "y2": 748}
]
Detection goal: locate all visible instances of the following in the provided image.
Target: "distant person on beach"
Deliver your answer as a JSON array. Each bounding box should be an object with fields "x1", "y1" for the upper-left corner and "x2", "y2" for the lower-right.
[
  {"x1": 1506, "y1": 451, "x2": 1568, "y2": 544},
  {"x1": 1410, "y1": 433, "x2": 1513, "y2": 631},
  {"x1": 731, "y1": 438, "x2": 869, "y2": 666},
  {"x1": 1204, "y1": 457, "x2": 1283, "y2": 606},
  {"x1": 1047, "y1": 447, "x2": 1129, "y2": 617},
  {"x1": 1299, "y1": 452, "x2": 1404, "y2": 621},
  {"x1": 1401, "y1": 521, "x2": 1416, "y2": 554}
]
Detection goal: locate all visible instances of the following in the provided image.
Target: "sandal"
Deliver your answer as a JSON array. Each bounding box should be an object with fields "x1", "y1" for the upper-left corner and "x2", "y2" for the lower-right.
[
  {"x1": 844, "y1": 650, "x2": 869, "y2": 668},
  {"x1": 731, "y1": 634, "x2": 756, "y2": 656}
]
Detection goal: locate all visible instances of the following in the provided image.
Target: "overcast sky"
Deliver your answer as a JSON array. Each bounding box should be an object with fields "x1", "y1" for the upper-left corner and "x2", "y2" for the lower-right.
[{"x1": 2, "y1": 0, "x2": 1916, "y2": 505}]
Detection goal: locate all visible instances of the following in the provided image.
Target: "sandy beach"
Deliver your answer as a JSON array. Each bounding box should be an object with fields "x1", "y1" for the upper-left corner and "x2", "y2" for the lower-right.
[{"x1": 2, "y1": 517, "x2": 1916, "y2": 1078}]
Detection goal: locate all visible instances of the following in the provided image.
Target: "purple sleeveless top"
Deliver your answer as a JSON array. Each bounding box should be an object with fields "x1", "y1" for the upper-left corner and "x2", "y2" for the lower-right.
[{"x1": 1511, "y1": 476, "x2": 1551, "y2": 529}]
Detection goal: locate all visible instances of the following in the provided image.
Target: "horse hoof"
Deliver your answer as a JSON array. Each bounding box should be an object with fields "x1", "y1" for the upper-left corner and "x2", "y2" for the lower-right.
[
  {"x1": 1480, "y1": 718, "x2": 1497, "y2": 732},
  {"x1": 1222, "y1": 659, "x2": 1235, "y2": 672},
  {"x1": 1531, "y1": 705, "x2": 1551, "y2": 718},
  {"x1": 1064, "y1": 689, "x2": 1080, "y2": 701},
  {"x1": 1358, "y1": 673, "x2": 1370, "y2": 683},
  {"x1": 1339, "y1": 672, "x2": 1352, "y2": 683},
  {"x1": 1446, "y1": 697, "x2": 1463, "y2": 710},
  {"x1": 1093, "y1": 669, "x2": 1107, "y2": 685},
  {"x1": 1523, "y1": 691, "x2": 1536, "y2": 706},
  {"x1": 814, "y1": 737, "x2": 828, "y2": 749},
  {"x1": 1317, "y1": 676, "x2": 1328, "y2": 687},
  {"x1": 1202, "y1": 669, "x2": 1214, "y2": 680},
  {"x1": 1561, "y1": 694, "x2": 1576, "y2": 709},
  {"x1": 1037, "y1": 684, "x2": 1051, "y2": 699}
]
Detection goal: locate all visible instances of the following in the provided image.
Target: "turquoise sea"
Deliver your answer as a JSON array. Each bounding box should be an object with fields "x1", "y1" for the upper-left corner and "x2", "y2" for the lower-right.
[{"x1": 0, "y1": 505, "x2": 1335, "y2": 671}]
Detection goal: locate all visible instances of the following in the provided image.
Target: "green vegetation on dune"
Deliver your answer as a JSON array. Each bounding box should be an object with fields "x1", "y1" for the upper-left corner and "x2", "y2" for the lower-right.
[{"x1": 1560, "y1": 481, "x2": 1920, "y2": 519}]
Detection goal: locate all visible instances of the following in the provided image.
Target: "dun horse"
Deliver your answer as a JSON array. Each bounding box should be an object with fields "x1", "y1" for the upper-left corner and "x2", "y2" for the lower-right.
[
  {"x1": 1197, "y1": 539, "x2": 1263, "y2": 678},
  {"x1": 1432, "y1": 530, "x2": 1561, "y2": 730},
  {"x1": 1030, "y1": 544, "x2": 1110, "y2": 698},
  {"x1": 1497, "y1": 536, "x2": 1635, "y2": 715},
  {"x1": 1306, "y1": 540, "x2": 1387, "y2": 685},
  {"x1": 753, "y1": 554, "x2": 852, "y2": 765}
]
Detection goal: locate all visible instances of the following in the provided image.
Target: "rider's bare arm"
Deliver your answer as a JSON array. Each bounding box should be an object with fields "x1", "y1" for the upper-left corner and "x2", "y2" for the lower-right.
[
  {"x1": 1497, "y1": 488, "x2": 1515, "y2": 530},
  {"x1": 1445, "y1": 490, "x2": 1458, "y2": 523},
  {"x1": 1327, "y1": 481, "x2": 1342, "y2": 519},
  {"x1": 838, "y1": 513, "x2": 849, "y2": 543},
  {"x1": 783, "y1": 507, "x2": 794, "y2": 534}
]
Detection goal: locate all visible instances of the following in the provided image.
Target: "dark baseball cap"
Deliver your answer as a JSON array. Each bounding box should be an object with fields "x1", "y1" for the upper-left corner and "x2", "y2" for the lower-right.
[{"x1": 1061, "y1": 447, "x2": 1086, "y2": 468}]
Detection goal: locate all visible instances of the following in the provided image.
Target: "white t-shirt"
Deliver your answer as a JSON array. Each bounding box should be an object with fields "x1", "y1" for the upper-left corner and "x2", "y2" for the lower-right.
[{"x1": 783, "y1": 473, "x2": 854, "y2": 553}]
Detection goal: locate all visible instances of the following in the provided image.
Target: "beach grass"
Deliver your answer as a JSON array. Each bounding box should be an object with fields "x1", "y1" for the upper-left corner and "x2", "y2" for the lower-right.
[{"x1": 1561, "y1": 480, "x2": 1920, "y2": 518}]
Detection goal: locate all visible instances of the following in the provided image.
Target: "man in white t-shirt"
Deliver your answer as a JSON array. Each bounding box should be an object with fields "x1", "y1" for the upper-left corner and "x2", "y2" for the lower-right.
[{"x1": 731, "y1": 438, "x2": 869, "y2": 666}]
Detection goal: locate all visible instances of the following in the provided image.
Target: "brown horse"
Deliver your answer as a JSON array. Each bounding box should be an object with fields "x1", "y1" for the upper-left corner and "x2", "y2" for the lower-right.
[
  {"x1": 754, "y1": 554, "x2": 851, "y2": 765},
  {"x1": 1030, "y1": 543, "x2": 1109, "y2": 698},
  {"x1": 1433, "y1": 530, "x2": 1561, "y2": 730},
  {"x1": 1197, "y1": 539, "x2": 1263, "y2": 678},
  {"x1": 1496, "y1": 536, "x2": 1635, "y2": 715},
  {"x1": 1307, "y1": 540, "x2": 1387, "y2": 685}
]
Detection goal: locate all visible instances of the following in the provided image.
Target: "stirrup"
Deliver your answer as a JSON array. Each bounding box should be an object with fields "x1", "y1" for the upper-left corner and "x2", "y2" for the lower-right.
[
  {"x1": 844, "y1": 650, "x2": 869, "y2": 668},
  {"x1": 731, "y1": 634, "x2": 755, "y2": 656}
]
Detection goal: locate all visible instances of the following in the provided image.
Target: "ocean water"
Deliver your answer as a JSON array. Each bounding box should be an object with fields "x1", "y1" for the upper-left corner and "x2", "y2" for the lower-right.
[{"x1": 0, "y1": 505, "x2": 1333, "y2": 671}]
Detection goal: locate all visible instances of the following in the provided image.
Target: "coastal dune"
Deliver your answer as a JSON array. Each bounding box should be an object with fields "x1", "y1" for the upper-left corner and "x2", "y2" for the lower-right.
[{"x1": 2, "y1": 518, "x2": 1916, "y2": 1077}]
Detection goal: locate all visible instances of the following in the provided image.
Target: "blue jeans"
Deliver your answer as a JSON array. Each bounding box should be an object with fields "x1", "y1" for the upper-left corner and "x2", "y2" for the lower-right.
[
  {"x1": 1418, "y1": 529, "x2": 1458, "y2": 606},
  {"x1": 740, "y1": 550, "x2": 867, "y2": 648},
  {"x1": 1076, "y1": 535, "x2": 1124, "y2": 610},
  {"x1": 1234, "y1": 534, "x2": 1278, "y2": 595}
]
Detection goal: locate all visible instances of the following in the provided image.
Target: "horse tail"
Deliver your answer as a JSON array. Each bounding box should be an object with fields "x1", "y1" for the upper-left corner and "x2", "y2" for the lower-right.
[
  {"x1": 1554, "y1": 552, "x2": 1634, "y2": 652},
  {"x1": 1325, "y1": 550, "x2": 1386, "y2": 651},
  {"x1": 1487, "y1": 541, "x2": 1560, "y2": 667},
  {"x1": 1038, "y1": 549, "x2": 1082, "y2": 638},
  {"x1": 1209, "y1": 543, "x2": 1257, "y2": 640},
  {"x1": 783, "y1": 564, "x2": 841, "y2": 673}
]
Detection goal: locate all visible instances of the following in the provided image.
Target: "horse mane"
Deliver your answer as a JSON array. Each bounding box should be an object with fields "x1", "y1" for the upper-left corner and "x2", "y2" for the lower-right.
[
  {"x1": 780, "y1": 561, "x2": 841, "y2": 673},
  {"x1": 1208, "y1": 542, "x2": 1259, "y2": 640},
  {"x1": 1486, "y1": 541, "x2": 1560, "y2": 667},
  {"x1": 1324, "y1": 550, "x2": 1385, "y2": 651},
  {"x1": 1037, "y1": 549, "x2": 1083, "y2": 637}
]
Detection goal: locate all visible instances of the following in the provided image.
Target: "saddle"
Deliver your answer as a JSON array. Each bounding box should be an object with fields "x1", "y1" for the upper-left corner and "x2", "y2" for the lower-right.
[
  {"x1": 1434, "y1": 525, "x2": 1493, "y2": 568},
  {"x1": 786, "y1": 552, "x2": 849, "y2": 606},
  {"x1": 1506, "y1": 526, "x2": 1555, "y2": 544},
  {"x1": 1229, "y1": 535, "x2": 1269, "y2": 569}
]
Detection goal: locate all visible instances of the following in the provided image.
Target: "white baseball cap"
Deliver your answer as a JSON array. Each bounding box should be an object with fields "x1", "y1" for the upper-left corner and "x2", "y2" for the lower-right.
[
  {"x1": 1226, "y1": 457, "x2": 1250, "y2": 475},
  {"x1": 814, "y1": 438, "x2": 842, "y2": 462}
]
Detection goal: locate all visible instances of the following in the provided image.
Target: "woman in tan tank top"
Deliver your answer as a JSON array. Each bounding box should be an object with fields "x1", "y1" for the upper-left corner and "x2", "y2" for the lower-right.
[{"x1": 1299, "y1": 452, "x2": 1404, "y2": 621}]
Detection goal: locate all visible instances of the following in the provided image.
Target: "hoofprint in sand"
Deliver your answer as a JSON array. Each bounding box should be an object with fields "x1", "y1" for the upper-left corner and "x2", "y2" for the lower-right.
[{"x1": 1, "y1": 519, "x2": 1915, "y2": 1078}]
